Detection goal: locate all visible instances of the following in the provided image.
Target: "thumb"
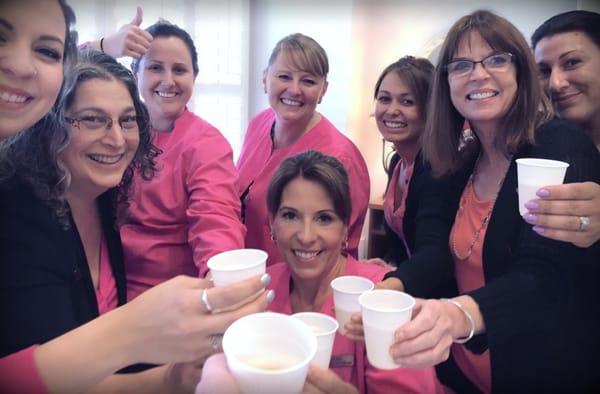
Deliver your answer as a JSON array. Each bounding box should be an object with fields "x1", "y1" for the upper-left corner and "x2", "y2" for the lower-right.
[{"x1": 130, "y1": 6, "x2": 143, "y2": 26}]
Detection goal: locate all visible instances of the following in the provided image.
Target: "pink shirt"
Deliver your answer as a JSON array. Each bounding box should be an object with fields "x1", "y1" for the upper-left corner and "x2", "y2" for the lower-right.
[
  {"x1": 0, "y1": 346, "x2": 47, "y2": 394},
  {"x1": 121, "y1": 109, "x2": 245, "y2": 300},
  {"x1": 237, "y1": 109, "x2": 370, "y2": 265},
  {"x1": 267, "y1": 256, "x2": 441, "y2": 394},
  {"x1": 449, "y1": 181, "x2": 492, "y2": 393},
  {"x1": 95, "y1": 235, "x2": 118, "y2": 315},
  {"x1": 383, "y1": 158, "x2": 414, "y2": 258}
]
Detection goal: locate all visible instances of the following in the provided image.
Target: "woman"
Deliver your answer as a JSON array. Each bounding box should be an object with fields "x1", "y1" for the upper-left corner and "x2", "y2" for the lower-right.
[
  {"x1": 0, "y1": 2, "x2": 271, "y2": 388},
  {"x1": 123, "y1": 20, "x2": 245, "y2": 299},
  {"x1": 237, "y1": 33, "x2": 370, "y2": 266},
  {"x1": 526, "y1": 10, "x2": 600, "y2": 248},
  {"x1": 387, "y1": 10, "x2": 599, "y2": 392},
  {"x1": 265, "y1": 150, "x2": 440, "y2": 394},
  {"x1": 369, "y1": 56, "x2": 459, "y2": 298}
]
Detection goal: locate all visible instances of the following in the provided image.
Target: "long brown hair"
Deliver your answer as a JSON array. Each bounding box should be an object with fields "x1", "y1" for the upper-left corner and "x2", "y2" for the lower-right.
[{"x1": 423, "y1": 10, "x2": 553, "y2": 177}]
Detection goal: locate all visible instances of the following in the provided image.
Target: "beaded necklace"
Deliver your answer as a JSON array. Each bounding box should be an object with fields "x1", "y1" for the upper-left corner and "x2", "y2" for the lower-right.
[{"x1": 450, "y1": 154, "x2": 511, "y2": 261}]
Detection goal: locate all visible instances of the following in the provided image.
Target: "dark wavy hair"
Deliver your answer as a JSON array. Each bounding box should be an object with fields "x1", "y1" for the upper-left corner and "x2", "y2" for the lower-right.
[
  {"x1": 267, "y1": 150, "x2": 351, "y2": 225},
  {"x1": 1, "y1": 49, "x2": 160, "y2": 227},
  {"x1": 131, "y1": 20, "x2": 199, "y2": 77}
]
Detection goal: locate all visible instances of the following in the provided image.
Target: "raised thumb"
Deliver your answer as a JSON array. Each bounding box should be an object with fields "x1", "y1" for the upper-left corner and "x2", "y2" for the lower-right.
[{"x1": 130, "y1": 6, "x2": 143, "y2": 26}]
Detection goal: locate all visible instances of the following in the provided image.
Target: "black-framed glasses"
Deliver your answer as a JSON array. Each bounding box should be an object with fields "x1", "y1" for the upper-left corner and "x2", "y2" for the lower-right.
[
  {"x1": 65, "y1": 114, "x2": 141, "y2": 132},
  {"x1": 446, "y1": 52, "x2": 514, "y2": 77}
]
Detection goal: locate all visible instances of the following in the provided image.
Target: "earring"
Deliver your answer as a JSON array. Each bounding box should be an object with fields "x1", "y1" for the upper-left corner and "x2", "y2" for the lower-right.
[
  {"x1": 341, "y1": 239, "x2": 348, "y2": 250},
  {"x1": 270, "y1": 231, "x2": 276, "y2": 242},
  {"x1": 458, "y1": 128, "x2": 475, "y2": 152},
  {"x1": 264, "y1": 87, "x2": 267, "y2": 94}
]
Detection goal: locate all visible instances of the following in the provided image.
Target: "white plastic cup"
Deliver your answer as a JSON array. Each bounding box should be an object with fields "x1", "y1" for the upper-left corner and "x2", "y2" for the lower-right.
[
  {"x1": 516, "y1": 158, "x2": 569, "y2": 216},
  {"x1": 331, "y1": 276, "x2": 374, "y2": 335},
  {"x1": 222, "y1": 312, "x2": 317, "y2": 394},
  {"x1": 292, "y1": 312, "x2": 339, "y2": 369},
  {"x1": 358, "y1": 290, "x2": 415, "y2": 370},
  {"x1": 207, "y1": 249, "x2": 268, "y2": 287}
]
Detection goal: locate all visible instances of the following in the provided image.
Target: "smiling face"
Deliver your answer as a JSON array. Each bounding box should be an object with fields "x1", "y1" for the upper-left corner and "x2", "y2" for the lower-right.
[
  {"x1": 448, "y1": 30, "x2": 518, "y2": 133},
  {"x1": 535, "y1": 31, "x2": 600, "y2": 133},
  {"x1": 375, "y1": 71, "x2": 424, "y2": 149},
  {"x1": 0, "y1": 0, "x2": 65, "y2": 140},
  {"x1": 135, "y1": 36, "x2": 195, "y2": 130},
  {"x1": 271, "y1": 176, "x2": 347, "y2": 281},
  {"x1": 263, "y1": 51, "x2": 328, "y2": 127},
  {"x1": 61, "y1": 78, "x2": 140, "y2": 199}
]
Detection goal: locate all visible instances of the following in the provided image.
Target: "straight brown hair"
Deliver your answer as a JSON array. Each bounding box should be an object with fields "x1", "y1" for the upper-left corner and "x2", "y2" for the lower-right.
[{"x1": 423, "y1": 10, "x2": 553, "y2": 177}]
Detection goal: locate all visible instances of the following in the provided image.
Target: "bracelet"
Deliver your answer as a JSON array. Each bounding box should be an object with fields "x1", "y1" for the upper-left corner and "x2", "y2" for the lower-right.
[
  {"x1": 440, "y1": 298, "x2": 475, "y2": 344},
  {"x1": 100, "y1": 37, "x2": 105, "y2": 53}
]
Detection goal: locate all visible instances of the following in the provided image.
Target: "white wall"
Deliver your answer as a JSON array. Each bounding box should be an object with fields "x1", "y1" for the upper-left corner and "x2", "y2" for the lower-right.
[{"x1": 248, "y1": 0, "x2": 587, "y2": 200}]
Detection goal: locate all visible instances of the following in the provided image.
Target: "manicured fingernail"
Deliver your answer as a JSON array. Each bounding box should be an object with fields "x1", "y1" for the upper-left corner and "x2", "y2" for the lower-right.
[
  {"x1": 533, "y1": 226, "x2": 545, "y2": 233},
  {"x1": 395, "y1": 331, "x2": 404, "y2": 341},
  {"x1": 536, "y1": 188, "x2": 551, "y2": 198},
  {"x1": 525, "y1": 201, "x2": 539, "y2": 210},
  {"x1": 266, "y1": 289, "x2": 275, "y2": 303},
  {"x1": 260, "y1": 273, "x2": 271, "y2": 286},
  {"x1": 524, "y1": 213, "x2": 537, "y2": 223}
]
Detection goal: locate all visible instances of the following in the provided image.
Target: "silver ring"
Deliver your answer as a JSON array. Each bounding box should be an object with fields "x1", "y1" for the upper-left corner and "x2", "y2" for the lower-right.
[
  {"x1": 201, "y1": 289, "x2": 213, "y2": 312},
  {"x1": 578, "y1": 216, "x2": 590, "y2": 232},
  {"x1": 210, "y1": 335, "x2": 221, "y2": 351}
]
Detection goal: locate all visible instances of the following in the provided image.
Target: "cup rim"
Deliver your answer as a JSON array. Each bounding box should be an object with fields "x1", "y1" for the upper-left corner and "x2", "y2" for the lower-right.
[
  {"x1": 223, "y1": 312, "x2": 317, "y2": 375},
  {"x1": 291, "y1": 312, "x2": 339, "y2": 337},
  {"x1": 515, "y1": 158, "x2": 570, "y2": 168},
  {"x1": 330, "y1": 275, "x2": 374, "y2": 294},
  {"x1": 358, "y1": 289, "x2": 416, "y2": 313},
  {"x1": 207, "y1": 248, "x2": 268, "y2": 272}
]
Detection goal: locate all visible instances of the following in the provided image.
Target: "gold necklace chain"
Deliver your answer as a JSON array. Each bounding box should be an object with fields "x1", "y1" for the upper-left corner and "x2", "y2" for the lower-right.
[{"x1": 450, "y1": 154, "x2": 511, "y2": 261}]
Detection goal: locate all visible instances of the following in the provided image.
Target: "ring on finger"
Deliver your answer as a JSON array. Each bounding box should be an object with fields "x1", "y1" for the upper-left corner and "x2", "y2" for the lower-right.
[
  {"x1": 578, "y1": 216, "x2": 590, "y2": 232},
  {"x1": 201, "y1": 288, "x2": 213, "y2": 312},
  {"x1": 210, "y1": 335, "x2": 222, "y2": 351}
]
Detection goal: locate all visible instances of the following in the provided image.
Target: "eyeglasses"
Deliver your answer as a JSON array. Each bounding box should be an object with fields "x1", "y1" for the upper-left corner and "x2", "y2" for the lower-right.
[
  {"x1": 446, "y1": 52, "x2": 514, "y2": 77},
  {"x1": 65, "y1": 114, "x2": 140, "y2": 132}
]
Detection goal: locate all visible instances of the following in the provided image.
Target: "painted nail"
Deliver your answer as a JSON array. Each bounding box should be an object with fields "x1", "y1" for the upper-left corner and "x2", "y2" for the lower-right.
[
  {"x1": 533, "y1": 226, "x2": 545, "y2": 233},
  {"x1": 524, "y1": 213, "x2": 537, "y2": 223},
  {"x1": 260, "y1": 273, "x2": 271, "y2": 286},
  {"x1": 525, "y1": 201, "x2": 539, "y2": 210},
  {"x1": 266, "y1": 289, "x2": 275, "y2": 303},
  {"x1": 536, "y1": 188, "x2": 551, "y2": 198}
]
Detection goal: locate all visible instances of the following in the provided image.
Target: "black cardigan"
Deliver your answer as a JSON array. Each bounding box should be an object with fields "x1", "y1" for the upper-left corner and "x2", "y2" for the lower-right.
[
  {"x1": 0, "y1": 180, "x2": 127, "y2": 357},
  {"x1": 383, "y1": 151, "x2": 464, "y2": 298},
  {"x1": 435, "y1": 119, "x2": 600, "y2": 393}
]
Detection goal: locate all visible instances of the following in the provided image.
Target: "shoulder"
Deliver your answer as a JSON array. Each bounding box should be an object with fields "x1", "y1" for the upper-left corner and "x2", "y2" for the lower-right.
[
  {"x1": 533, "y1": 118, "x2": 595, "y2": 153},
  {"x1": 345, "y1": 256, "x2": 387, "y2": 282}
]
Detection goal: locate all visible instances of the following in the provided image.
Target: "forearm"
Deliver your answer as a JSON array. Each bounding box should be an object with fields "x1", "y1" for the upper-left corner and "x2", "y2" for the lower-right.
[
  {"x1": 35, "y1": 307, "x2": 137, "y2": 392},
  {"x1": 87, "y1": 365, "x2": 168, "y2": 394}
]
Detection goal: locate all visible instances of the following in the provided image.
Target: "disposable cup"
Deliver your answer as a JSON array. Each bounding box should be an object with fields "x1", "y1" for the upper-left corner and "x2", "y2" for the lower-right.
[
  {"x1": 207, "y1": 249, "x2": 268, "y2": 287},
  {"x1": 358, "y1": 290, "x2": 415, "y2": 370},
  {"x1": 330, "y1": 276, "x2": 374, "y2": 334},
  {"x1": 516, "y1": 158, "x2": 569, "y2": 216},
  {"x1": 222, "y1": 312, "x2": 316, "y2": 394},
  {"x1": 292, "y1": 312, "x2": 339, "y2": 369}
]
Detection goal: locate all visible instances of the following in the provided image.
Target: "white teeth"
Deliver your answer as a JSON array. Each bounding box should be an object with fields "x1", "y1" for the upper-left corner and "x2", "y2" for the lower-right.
[
  {"x1": 281, "y1": 98, "x2": 301, "y2": 106},
  {"x1": 156, "y1": 91, "x2": 176, "y2": 98},
  {"x1": 294, "y1": 250, "x2": 319, "y2": 259},
  {"x1": 89, "y1": 154, "x2": 123, "y2": 164},
  {"x1": 383, "y1": 120, "x2": 407, "y2": 128},
  {"x1": 0, "y1": 91, "x2": 28, "y2": 103},
  {"x1": 468, "y1": 91, "x2": 497, "y2": 100}
]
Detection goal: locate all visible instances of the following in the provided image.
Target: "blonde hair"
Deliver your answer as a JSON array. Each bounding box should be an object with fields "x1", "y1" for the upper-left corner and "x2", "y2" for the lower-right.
[{"x1": 267, "y1": 33, "x2": 329, "y2": 78}]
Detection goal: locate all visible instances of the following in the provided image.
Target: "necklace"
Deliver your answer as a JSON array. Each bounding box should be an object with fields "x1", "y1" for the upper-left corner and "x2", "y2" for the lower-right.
[{"x1": 450, "y1": 154, "x2": 511, "y2": 261}]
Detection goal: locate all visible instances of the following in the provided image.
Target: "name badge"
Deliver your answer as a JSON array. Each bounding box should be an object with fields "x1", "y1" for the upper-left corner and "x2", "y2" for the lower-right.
[{"x1": 330, "y1": 354, "x2": 354, "y2": 368}]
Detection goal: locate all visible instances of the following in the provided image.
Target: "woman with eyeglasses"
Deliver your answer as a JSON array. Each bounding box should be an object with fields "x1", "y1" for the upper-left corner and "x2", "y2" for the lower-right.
[
  {"x1": 379, "y1": 10, "x2": 599, "y2": 392},
  {"x1": 0, "y1": 2, "x2": 272, "y2": 389}
]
